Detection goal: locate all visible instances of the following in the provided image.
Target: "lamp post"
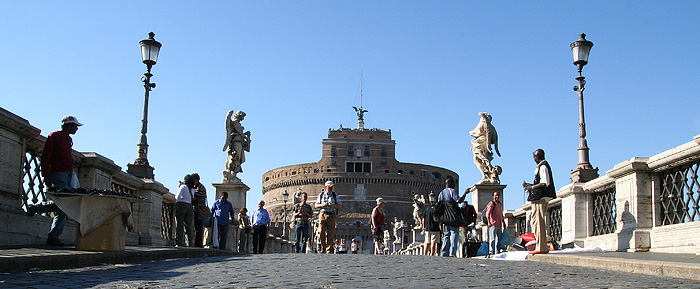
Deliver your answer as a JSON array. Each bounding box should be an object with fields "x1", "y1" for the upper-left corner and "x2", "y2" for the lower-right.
[
  {"x1": 570, "y1": 33, "x2": 599, "y2": 183},
  {"x1": 282, "y1": 190, "x2": 289, "y2": 239},
  {"x1": 128, "y1": 32, "x2": 162, "y2": 179}
]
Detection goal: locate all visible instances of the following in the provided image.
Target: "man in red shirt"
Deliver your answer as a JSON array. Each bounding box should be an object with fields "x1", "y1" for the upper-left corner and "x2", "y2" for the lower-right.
[
  {"x1": 485, "y1": 191, "x2": 505, "y2": 255},
  {"x1": 27, "y1": 115, "x2": 82, "y2": 246}
]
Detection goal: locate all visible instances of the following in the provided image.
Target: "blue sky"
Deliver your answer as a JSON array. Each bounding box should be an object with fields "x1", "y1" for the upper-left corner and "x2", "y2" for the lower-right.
[{"x1": 2, "y1": 1, "x2": 699, "y2": 212}]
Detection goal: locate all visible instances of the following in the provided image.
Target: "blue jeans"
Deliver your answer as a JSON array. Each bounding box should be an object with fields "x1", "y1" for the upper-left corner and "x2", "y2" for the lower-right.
[
  {"x1": 488, "y1": 226, "x2": 503, "y2": 254},
  {"x1": 441, "y1": 225, "x2": 459, "y2": 256},
  {"x1": 295, "y1": 223, "x2": 309, "y2": 253},
  {"x1": 35, "y1": 172, "x2": 73, "y2": 239},
  {"x1": 217, "y1": 224, "x2": 229, "y2": 250}
]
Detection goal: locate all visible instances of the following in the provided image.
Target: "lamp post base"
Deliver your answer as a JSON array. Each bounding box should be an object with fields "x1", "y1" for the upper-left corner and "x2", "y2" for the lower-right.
[
  {"x1": 127, "y1": 163, "x2": 155, "y2": 179},
  {"x1": 570, "y1": 167, "x2": 599, "y2": 183}
]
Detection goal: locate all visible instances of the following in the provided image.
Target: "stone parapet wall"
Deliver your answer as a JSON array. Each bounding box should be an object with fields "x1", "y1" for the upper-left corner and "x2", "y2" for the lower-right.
[
  {"x1": 508, "y1": 134, "x2": 700, "y2": 254},
  {"x1": 0, "y1": 108, "x2": 171, "y2": 247}
]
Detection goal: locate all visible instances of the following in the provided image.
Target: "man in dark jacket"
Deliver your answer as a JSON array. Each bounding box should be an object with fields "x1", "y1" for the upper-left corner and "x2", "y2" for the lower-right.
[{"x1": 523, "y1": 149, "x2": 556, "y2": 254}]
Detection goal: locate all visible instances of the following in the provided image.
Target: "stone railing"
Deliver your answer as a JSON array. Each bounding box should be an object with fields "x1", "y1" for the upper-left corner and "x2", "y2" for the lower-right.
[
  {"x1": 0, "y1": 108, "x2": 171, "y2": 247},
  {"x1": 507, "y1": 134, "x2": 700, "y2": 254}
]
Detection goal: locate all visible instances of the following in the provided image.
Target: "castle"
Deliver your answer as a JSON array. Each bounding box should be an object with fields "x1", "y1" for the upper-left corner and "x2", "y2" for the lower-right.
[{"x1": 262, "y1": 112, "x2": 458, "y2": 252}]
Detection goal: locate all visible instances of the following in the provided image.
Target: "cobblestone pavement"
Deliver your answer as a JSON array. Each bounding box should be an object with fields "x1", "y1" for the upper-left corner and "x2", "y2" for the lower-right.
[{"x1": 1, "y1": 254, "x2": 699, "y2": 288}]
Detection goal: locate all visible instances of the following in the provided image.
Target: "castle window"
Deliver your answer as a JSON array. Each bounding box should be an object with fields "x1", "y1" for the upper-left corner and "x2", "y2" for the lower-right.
[
  {"x1": 381, "y1": 147, "x2": 387, "y2": 156},
  {"x1": 364, "y1": 146, "x2": 370, "y2": 156},
  {"x1": 346, "y1": 161, "x2": 372, "y2": 173},
  {"x1": 331, "y1": 146, "x2": 337, "y2": 156},
  {"x1": 348, "y1": 146, "x2": 354, "y2": 156},
  {"x1": 410, "y1": 171, "x2": 415, "y2": 175},
  {"x1": 431, "y1": 172, "x2": 441, "y2": 179},
  {"x1": 398, "y1": 170, "x2": 403, "y2": 175},
  {"x1": 421, "y1": 170, "x2": 426, "y2": 177},
  {"x1": 331, "y1": 157, "x2": 336, "y2": 166},
  {"x1": 381, "y1": 158, "x2": 387, "y2": 165},
  {"x1": 385, "y1": 170, "x2": 390, "y2": 173}
]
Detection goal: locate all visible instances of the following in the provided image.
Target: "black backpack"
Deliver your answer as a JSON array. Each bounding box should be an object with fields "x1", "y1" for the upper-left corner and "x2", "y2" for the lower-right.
[{"x1": 481, "y1": 201, "x2": 494, "y2": 223}]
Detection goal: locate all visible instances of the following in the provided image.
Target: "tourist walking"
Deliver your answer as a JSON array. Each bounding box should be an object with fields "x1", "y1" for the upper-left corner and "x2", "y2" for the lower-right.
[
  {"x1": 523, "y1": 149, "x2": 556, "y2": 254},
  {"x1": 175, "y1": 174, "x2": 196, "y2": 247},
  {"x1": 238, "y1": 208, "x2": 251, "y2": 253},
  {"x1": 371, "y1": 197, "x2": 387, "y2": 254},
  {"x1": 293, "y1": 192, "x2": 313, "y2": 253},
  {"x1": 211, "y1": 192, "x2": 236, "y2": 250},
  {"x1": 315, "y1": 181, "x2": 342, "y2": 253},
  {"x1": 251, "y1": 200, "x2": 271, "y2": 254},
  {"x1": 338, "y1": 239, "x2": 348, "y2": 254},
  {"x1": 351, "y1": 239, "x2": 359, "y2": 254},
  {"x1": 438, "y1": 176, "x2": 464, "y2": 257},
  {"x1": 485, "y1": 191, "x2": 505, "y2": 254},
  {"x1": 422, "y1": 195, "x2": 440, "y2": 256},
  {"x1": 192, "y1": 173, "x2": 208, "y2": 248},
  {"x1": 27, "y1": 116, "x2": 83, "y2": 246}
]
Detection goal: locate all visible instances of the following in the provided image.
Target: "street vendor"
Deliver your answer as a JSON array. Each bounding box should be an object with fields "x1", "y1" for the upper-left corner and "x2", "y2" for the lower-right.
[{"x1": 27, "y1": 115, "x2": 83, "y2": 246}]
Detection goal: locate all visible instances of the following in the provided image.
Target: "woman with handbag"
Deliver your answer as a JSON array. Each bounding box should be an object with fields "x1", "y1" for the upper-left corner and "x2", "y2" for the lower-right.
[{"x1": 238, "y1": 208, "x2": 251, "y2": 253}]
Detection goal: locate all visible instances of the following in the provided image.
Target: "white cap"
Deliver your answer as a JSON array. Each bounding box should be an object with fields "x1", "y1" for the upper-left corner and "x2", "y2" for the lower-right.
[
  {"x1": 325, "y1": 180, "x2": 334, "y2": 187},
  {"x1": 376, "y1": 197, "x2": 385, "y2": 204},
  {"x1": 61, "y1": 115, "x2": 83, "y2": 126}
]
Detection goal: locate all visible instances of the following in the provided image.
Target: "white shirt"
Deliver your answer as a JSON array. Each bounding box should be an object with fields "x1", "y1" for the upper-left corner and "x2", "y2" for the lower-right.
[
  {"x1": 535, "y1": 160, "x2": 551, "y2": 186},
  {"x1": 176, "y1": 184, "x2": 194, "y2": 203}
]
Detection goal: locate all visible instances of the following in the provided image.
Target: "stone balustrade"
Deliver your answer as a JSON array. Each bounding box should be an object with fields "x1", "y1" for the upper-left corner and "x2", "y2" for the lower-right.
[
  {"x1": 0, "y1": 108, "x2": 172, "y2": 247},
  {"x1": 506, "y1": 134, "x2": 700, "y2": 254}
]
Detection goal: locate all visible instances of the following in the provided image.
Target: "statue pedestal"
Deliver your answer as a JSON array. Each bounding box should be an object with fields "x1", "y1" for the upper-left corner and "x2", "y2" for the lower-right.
[
  {"x1": 470, "y1": 184, "x2": 506, "y2": 246},
  {"x1": 412, "y1": 228, "x2": 425, "y2": 244},
  {"x1": 212, "y1": 180, "x2": 250, "y2": 215},
  {"x1": 212, "y1": 180, "x2": 250, "y2": 252},
  {"x1": 469, "y1": 183, "x2": 507, "y2": 218}
]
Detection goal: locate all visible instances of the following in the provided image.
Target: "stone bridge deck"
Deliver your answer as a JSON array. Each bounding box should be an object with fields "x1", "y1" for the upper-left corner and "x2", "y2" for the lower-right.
[{"x1": 1, "y1": 246, "x2": 700, "y2": 288}]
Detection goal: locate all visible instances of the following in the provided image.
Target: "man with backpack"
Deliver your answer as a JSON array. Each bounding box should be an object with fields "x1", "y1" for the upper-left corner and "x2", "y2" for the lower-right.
[
  {"x1": 485, "y1": 192, "x2": 505, "y2": 255},
  {"x1": 315, "y1": 181, "x2": 342, "y2": 253}
]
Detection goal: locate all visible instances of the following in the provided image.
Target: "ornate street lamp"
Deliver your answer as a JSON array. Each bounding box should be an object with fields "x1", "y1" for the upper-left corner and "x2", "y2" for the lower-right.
[
  {"x1": 128, "y1": 32, "x2": 162, "y2": 179},
  {"x1": 570, "y1": 33, "x2": 599, "y2": 183},
  {"x1": 282, "y1": 190, "x2": 289, "y2": 238}
]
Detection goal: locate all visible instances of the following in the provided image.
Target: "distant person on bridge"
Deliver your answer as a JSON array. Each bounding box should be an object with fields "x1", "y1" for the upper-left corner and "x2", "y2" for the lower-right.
[
  {"x1": 315, "y1": 180, "x2": 342, "y2": 253},
  {"x1": 251, "y1": 200, "x2": 270, "y2": 254}
]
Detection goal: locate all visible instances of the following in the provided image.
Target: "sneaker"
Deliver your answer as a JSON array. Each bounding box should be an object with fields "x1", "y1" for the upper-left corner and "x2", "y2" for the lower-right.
[
  {"x1": 26, "y1": 205, "x2": 37, "y2": 217},
  {"x1": 46, "y1": 238, "x2": 64, "y2": 246}
]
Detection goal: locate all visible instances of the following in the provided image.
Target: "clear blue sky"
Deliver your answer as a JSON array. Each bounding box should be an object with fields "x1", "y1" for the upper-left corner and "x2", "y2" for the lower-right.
[{"x1": 2, "y1": 1, "x2": 699, "y2": 212}]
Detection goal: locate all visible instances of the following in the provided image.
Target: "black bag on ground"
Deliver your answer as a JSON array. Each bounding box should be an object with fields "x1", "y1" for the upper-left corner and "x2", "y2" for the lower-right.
[
  {"x1": 465, "y1": 241, "x2": 481, "y2": 257},
  {"x1": 433, "y1": 200, "x2": 466, "y2": 227}
]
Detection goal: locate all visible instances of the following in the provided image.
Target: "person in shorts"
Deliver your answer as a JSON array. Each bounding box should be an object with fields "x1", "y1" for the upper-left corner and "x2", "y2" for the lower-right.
[{"x1": 422, "y1": 193, "x2": 440, "y2": 256}]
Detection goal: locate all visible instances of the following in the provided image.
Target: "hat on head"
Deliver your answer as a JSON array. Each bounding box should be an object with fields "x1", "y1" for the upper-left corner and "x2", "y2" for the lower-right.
[
  {"x1": 61, "y1": 115, "x2": 83, "y2": 126},
  {"x1": 376, "y1": 197, "x2": 385, "y2": 204},
  {"x1": 325, "y1": 180, "x2": 334, "y2": 187}
]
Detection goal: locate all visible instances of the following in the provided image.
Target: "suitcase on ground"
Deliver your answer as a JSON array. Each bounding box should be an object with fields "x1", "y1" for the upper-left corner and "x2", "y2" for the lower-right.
[{"x1": 465, "y1": 241, "x2": 480, "y2": 258}]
